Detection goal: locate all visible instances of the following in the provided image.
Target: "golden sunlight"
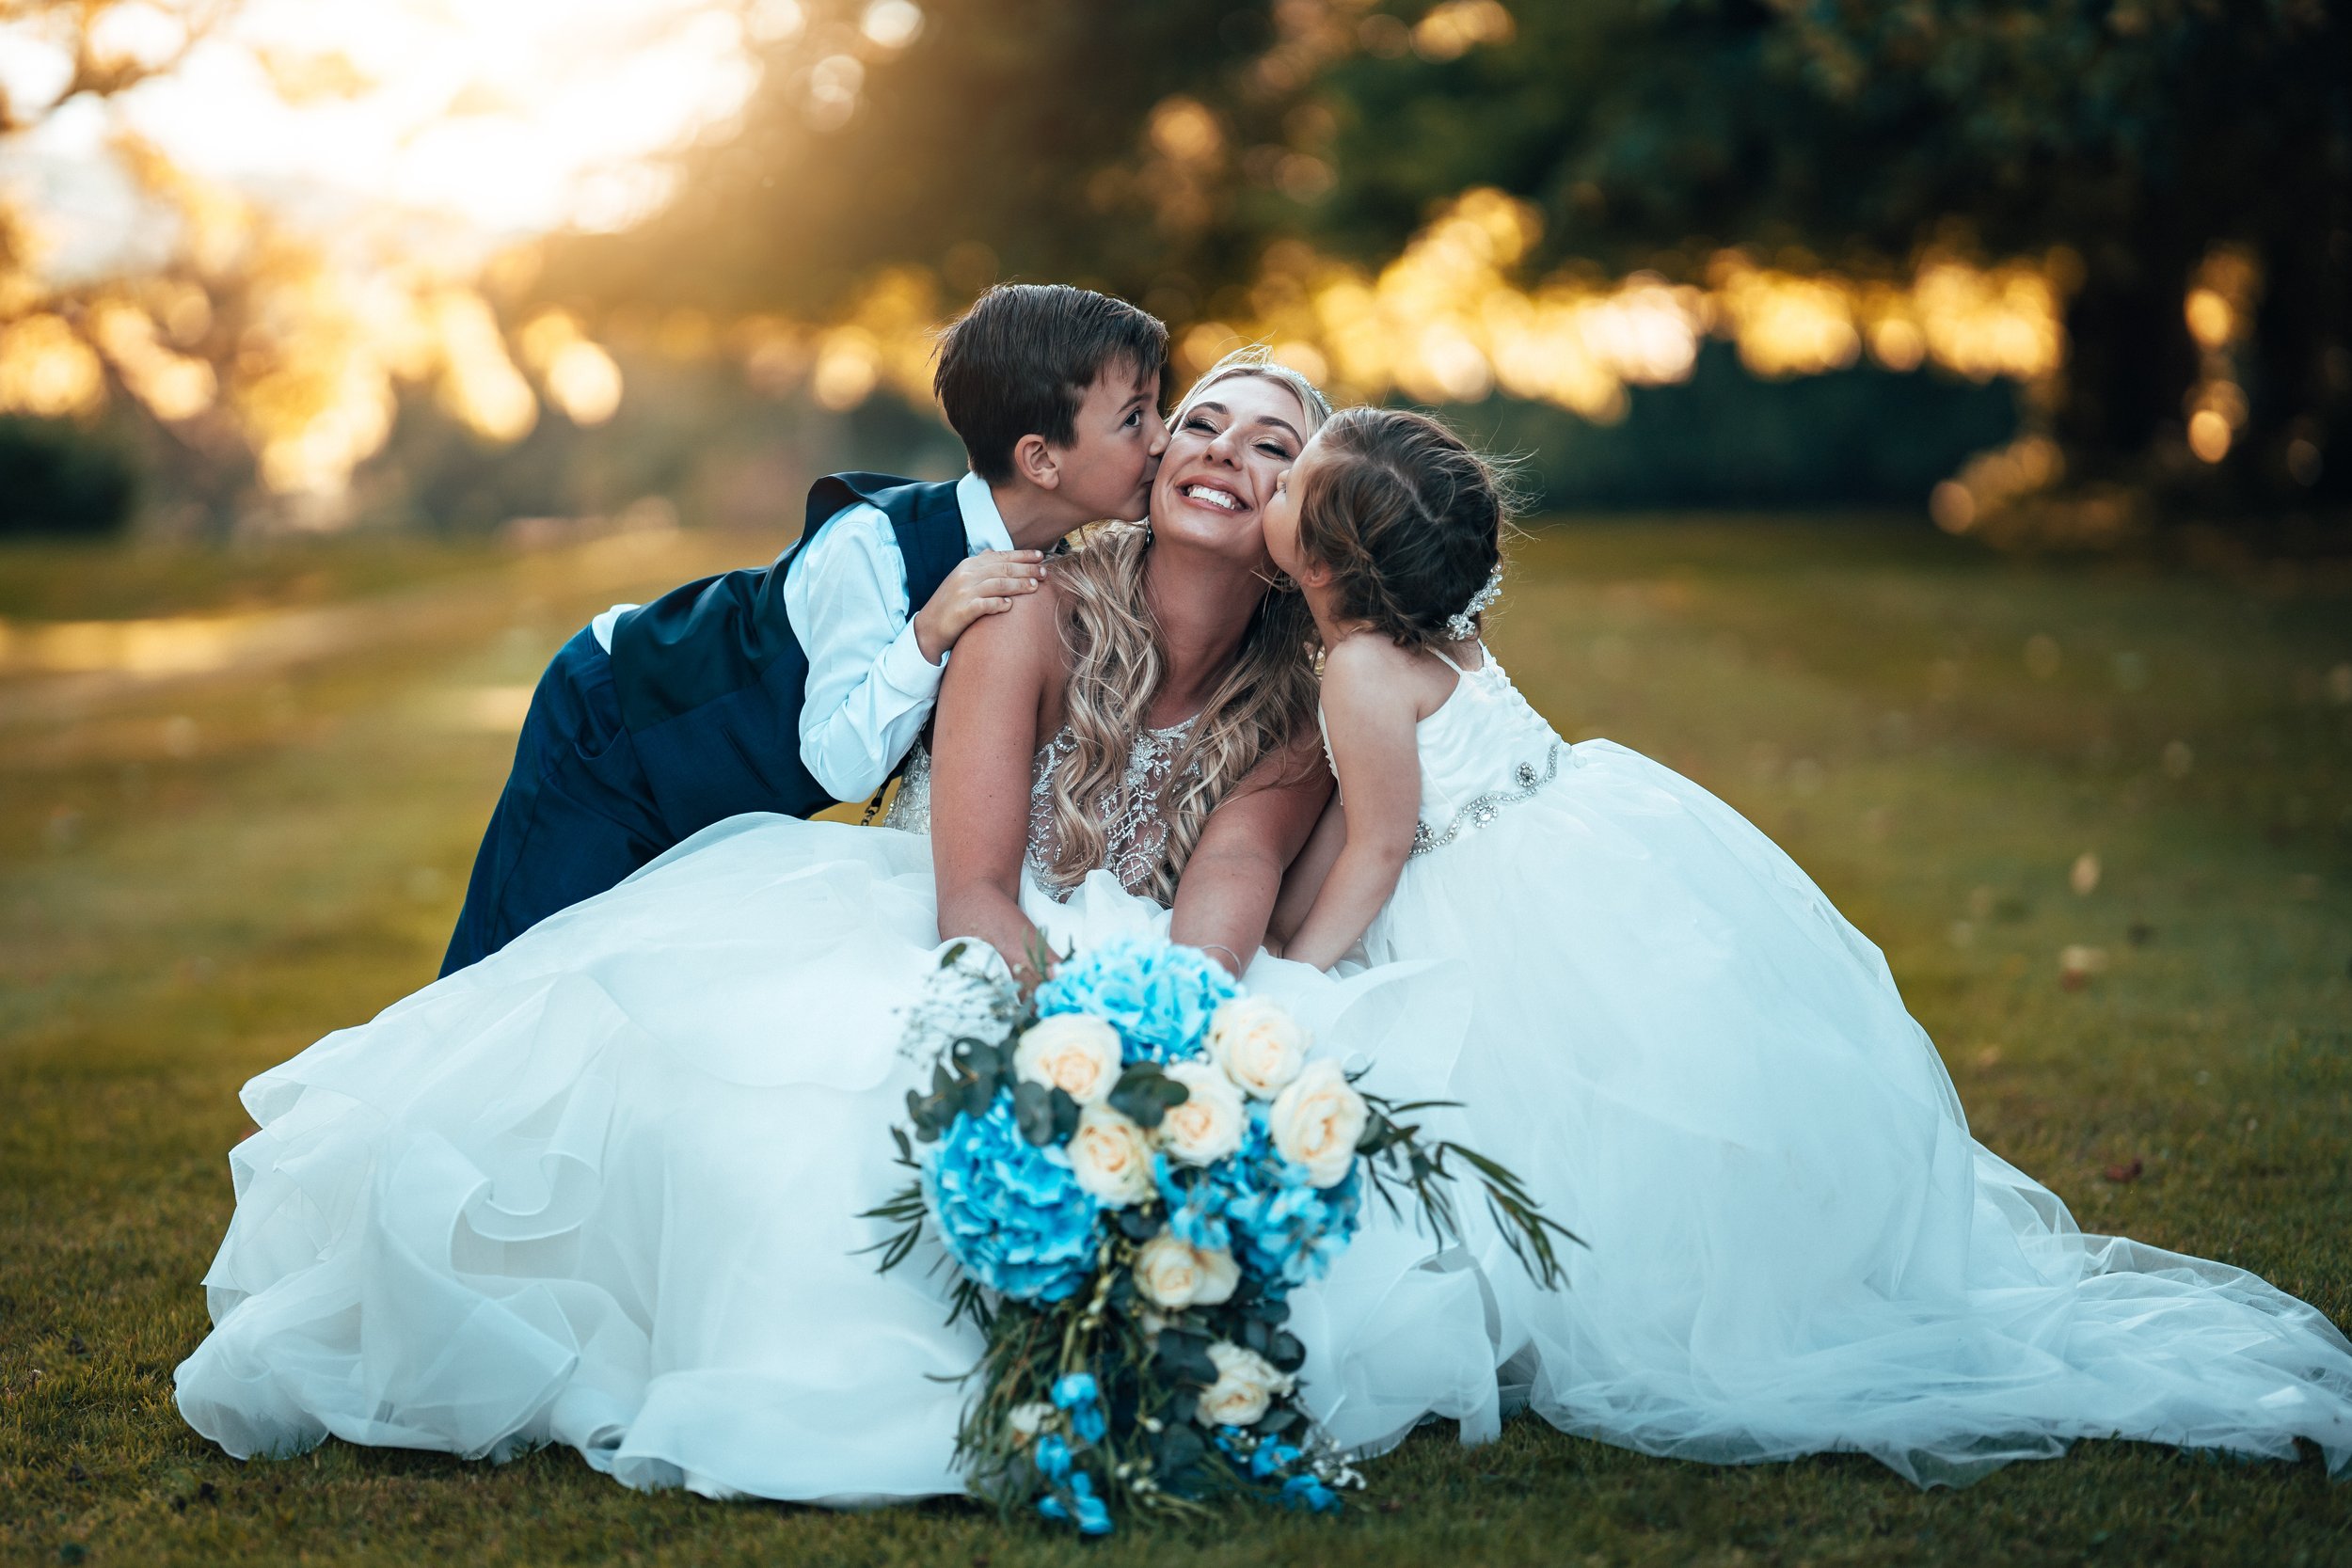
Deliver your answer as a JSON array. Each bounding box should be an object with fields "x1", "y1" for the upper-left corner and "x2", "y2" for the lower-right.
[{"x1": 0, "y1": 0, "x2": 772, "y2": 502}]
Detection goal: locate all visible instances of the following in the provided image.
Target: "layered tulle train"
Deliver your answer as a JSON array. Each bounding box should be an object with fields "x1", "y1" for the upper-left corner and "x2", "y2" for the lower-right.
[
  {"x1": 1364, "y1": 737, "x2": 2352, "y2": 1485},
  {"x1": 173, "y1": 817, "x2": 1499, "y2": 1499}
]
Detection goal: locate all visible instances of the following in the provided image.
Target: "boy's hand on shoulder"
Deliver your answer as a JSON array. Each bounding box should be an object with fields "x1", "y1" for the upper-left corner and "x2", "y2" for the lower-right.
[{"x1": 913, "y1": 549, "x2": 1047, "y2": 663}]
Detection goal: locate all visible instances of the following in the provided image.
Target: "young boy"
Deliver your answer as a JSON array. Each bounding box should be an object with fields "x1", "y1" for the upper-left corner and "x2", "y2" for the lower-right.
[{"x1": 440, "y1": 283, "x2": 1169, "y2": 974}]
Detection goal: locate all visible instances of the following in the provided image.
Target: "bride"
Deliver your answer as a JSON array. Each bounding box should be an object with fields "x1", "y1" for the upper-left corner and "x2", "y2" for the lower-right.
[{"x1": 174, "y1": 352, "x2": 1500, "y2": 1500}]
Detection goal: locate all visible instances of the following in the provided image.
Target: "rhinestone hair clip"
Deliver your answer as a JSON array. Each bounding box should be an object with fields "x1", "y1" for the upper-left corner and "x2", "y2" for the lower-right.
[{"x1": 1441, "y1": 564, "x2": 1504, "y2": 642}]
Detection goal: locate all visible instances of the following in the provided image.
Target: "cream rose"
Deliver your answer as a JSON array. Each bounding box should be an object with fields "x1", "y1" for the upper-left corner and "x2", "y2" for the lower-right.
[
  {"x1": 1154, "y1": 1059, "x2": 1247, "y2": 1165},
  {"x1": 1207, "y1": 996, "x2": 1311, "y2": 1100},
  {"x1": 1012, "y1": 1014, "x2": 1122, "y2": 1106},
  {"x1": 1195, "y1": 1340, "x2": 1291, "y2": 1428},
  {"x1": 1067, "y1": 1105, "x2": 1153, "y2": 1207},
  {"x1": 1133, "y1": 1233, "x2": 1241, "y2": 1310},
  {"x1": 1268, "y1": 1058, "x2": 1369, "y2": 1188}
]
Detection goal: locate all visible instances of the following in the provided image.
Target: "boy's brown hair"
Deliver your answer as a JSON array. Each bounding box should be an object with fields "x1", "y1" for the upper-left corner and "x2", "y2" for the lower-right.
[{"x1": 932, "y1": 284, "x2": 1168, "y2": 483}]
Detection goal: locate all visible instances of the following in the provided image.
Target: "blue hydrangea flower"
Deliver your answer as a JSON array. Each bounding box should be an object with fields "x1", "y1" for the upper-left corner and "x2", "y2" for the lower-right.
[
  {"x1": 1152, "y1": 1153, "x2": 1233, "y2": 1253},
  {"x1": 1068, "y1": 1471, "x2": 1113, "y2": 1534},
  {"x1": 1052, "y1": 1372, "x2": 1108, "y2": 1444},
  {"x1": 1279, "y1": 1473, "x2": 1341, "y2": 1513},
  {"x1": 1033, "y1": 934, "x2": 1239, "y2": 1063},
  {"x1": 1219, "y1": 1122, "x2": 1362, "y2": 1295},
  {"x1": 1034, "y1": 1433, "x2": 1072, "y2": 1481},
  {"x1": 923, "y1": 1099, "x2": 1101, "y2": 1303},
  {"x1": 1248, "y1": 1440, "x2": 1302, "y2": 1480},
  {"x1": 1037, "y1": 1467, "x2": 1113, "y2": 1534}
]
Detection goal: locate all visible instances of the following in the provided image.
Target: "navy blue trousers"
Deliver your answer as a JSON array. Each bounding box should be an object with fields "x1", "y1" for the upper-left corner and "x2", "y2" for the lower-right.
[{"x1": 440, "y1": 628, "x2": 671, "y2": 976}]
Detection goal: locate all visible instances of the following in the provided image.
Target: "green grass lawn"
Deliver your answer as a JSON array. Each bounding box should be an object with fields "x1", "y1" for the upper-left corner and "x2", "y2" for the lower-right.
[{"x1": 4, "y1": 519, "x2": 2349, "y2": 1566}]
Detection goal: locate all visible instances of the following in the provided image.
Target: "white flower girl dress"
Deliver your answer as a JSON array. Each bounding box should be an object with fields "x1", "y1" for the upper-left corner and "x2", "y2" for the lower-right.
[{"x1": 1341, "y1": 641, "x2": 2352, "y2": 1484}]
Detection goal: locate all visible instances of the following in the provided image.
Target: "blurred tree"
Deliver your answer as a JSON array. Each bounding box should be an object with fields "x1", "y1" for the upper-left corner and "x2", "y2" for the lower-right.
[
  {"x1": 0, "y1": 415, "x2": 137, "y2": 536},
  {"x1": 545, "y1": 0, "x2": 1287, "y2": 330},
  {"x1": 1304, "y1": 0, "x2": 2351, "y2": 509},
  {"x1": 576, "y1": 0, "x2": 2348, "y2": 522},
  {"x1": 1, "y1": 0, "x2": 643, "y2": 533}
]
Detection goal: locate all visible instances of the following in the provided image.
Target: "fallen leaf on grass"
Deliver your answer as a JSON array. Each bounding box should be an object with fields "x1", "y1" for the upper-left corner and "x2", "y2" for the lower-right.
[
  {"x1": 2103, "y1": 1158, "x2": 2144, "y2": 1183},
  {"x1": 2060, "y1": 945, "x2": 2106, "y2": 989}
]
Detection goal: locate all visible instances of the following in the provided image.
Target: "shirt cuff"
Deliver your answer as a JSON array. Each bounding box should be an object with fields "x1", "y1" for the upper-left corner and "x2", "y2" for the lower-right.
[{"x1": 878, "y1": 616, "x2": 947, "y2": 694}]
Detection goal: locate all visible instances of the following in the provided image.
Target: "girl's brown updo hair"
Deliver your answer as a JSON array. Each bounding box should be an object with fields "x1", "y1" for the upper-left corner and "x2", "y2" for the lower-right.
[{"x1": 1293, "y1": 407, "x2": 1506, "y2": 651}]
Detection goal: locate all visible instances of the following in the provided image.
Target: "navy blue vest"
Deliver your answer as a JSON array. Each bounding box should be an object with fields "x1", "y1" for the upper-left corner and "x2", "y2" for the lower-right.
[{"x1": 607, "y1": 473, "x2": 968, "y2": 840}]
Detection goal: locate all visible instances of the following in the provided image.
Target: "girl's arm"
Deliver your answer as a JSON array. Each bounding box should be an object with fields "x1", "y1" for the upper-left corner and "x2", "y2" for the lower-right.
[
  {"x1": 930, "y1": 589, "x2": 1060, "y2": 987},
  {"x1": 1169, "y1": 731, "x2": 1333, "y2": 976},
  {"x1": 1280, "y1": 641, "x2": 1424, "y2": 971},
  {"x1": 1268, "y1": 793, "x2": 1345, "y2": 951}
]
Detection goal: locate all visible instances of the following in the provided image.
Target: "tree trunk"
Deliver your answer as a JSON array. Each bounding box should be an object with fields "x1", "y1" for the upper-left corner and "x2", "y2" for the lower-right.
[{"x1": 2053, "y1": 233, "x2": 2201, "y2": 487}]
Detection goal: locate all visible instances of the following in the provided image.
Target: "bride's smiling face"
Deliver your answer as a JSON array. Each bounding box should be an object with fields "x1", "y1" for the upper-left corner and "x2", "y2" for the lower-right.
[{"x1": 1149, "y1": 373, "x2": 1312, "y2": 563}]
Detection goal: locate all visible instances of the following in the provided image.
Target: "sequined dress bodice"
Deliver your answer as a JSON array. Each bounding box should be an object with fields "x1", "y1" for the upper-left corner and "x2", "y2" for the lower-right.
[
  {"x1": 882, "y1": 720, "x2": 1197, "y2": 898},
  {"x1": 1320, "y1": 644, "x2": 1565, "y2": 856}
]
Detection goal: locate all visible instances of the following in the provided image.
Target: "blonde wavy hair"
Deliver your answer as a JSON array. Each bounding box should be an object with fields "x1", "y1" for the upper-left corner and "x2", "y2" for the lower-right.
[{"x1": 1037, "y1": 347, "x2": 1331, "y2": 903}]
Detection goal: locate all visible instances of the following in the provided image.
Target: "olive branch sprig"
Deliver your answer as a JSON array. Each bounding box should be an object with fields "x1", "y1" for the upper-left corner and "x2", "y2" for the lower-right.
[{"x1": 1350, "y1": 1086, "x2": 1582, "y2": 1291}]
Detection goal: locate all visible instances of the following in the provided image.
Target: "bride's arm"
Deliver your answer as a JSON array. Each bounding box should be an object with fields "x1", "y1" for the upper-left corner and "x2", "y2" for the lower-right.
[
  {"x1": 1169, "y1": 731, "x2": 1334, "y2": 976},
  {"x1": 930, "y1": 589, "x2": 1059, "y2": 986}
]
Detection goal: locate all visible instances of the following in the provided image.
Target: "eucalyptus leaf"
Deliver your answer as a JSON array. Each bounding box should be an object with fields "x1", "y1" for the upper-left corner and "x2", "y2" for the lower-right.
[
  {"x1": 1012, "y1": 1079, "x2": 1056, "y2": 1146},
  {"x1": 1155, "y1": 1420, "x2": 1204, "y2": 1475},
  {"x1": 1108, "y1": 1064, "x2": 1190, "y2": 1131}
]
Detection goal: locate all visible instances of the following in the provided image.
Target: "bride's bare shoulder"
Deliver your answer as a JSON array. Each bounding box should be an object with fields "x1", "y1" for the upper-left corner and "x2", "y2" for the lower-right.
[{"x1": 941, "y1": 572, "x2": 1070, "y2": 693}]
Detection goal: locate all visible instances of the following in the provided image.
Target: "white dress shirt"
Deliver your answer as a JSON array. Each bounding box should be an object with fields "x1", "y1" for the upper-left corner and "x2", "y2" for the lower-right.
[{"x1": 588, "y1": 469, "x2": 1013, "y2": 803}]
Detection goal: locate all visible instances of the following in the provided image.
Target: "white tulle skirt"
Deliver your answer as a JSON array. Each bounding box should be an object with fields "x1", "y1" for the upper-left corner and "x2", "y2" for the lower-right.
[
  {"x1": 1359, "y1": 738, "x2": 2352, "y2": 1485},
  {"x1": 173, "y1": 817, "x2": 1499, "y2": 1501}
]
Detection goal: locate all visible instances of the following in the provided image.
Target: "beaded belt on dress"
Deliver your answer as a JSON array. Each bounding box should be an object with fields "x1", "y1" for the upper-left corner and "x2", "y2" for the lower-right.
[{"x1": 1408, "y1": 742, "x2": 1562, "y2": 856}]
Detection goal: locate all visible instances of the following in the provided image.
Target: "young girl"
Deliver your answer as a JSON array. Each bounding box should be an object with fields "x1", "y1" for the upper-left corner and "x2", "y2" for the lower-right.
[{"x1": 1261, "y1": 406, "x2": 2352, "y2": 1485}]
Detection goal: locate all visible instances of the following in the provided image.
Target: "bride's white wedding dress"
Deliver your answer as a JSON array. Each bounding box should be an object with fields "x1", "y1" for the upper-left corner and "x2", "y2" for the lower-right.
[
  {"x1": 173, "y1": 725, "x2": 1497, "y2": 1501},
  {"x1": 178, "y1": 673, "x2": 2352, "y2": 1499},
  {"x1": 1335, "y1": 643, "x2": 2352, "y2": 1485}
]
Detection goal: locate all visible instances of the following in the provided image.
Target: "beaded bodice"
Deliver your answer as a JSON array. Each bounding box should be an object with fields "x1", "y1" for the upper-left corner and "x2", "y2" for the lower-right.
[
  {"x1": 1320, "y1": 644, "x2": 1564, "y2": 857},
  {"x1": 882, "y1": 720, "x2": 1198, "y2": 899}
]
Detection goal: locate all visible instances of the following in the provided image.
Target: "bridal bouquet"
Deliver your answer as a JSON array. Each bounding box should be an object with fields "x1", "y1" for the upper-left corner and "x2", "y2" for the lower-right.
[{"x1": 866, "y1": 934, "x2": 1570, "y2": 1534}]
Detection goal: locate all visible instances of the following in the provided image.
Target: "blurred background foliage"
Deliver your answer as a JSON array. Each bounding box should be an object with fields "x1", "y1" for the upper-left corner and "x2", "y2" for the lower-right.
[{"x1": 0, "y1": 0, "x2": 2345, "y2": 546}]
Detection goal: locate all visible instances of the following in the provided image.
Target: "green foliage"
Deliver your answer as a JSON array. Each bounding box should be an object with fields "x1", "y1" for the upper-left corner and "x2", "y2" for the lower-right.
[
  {"x1": 548, "y1": 0, "x2": 1281, "y2": 318},
  {"x1": 1104, "y1": 1062, "x2": 1190, "y2": 1131},
  {"x1": 0, "y1": 417, "x2": 138, "y2": 538},
  {"x1": 559, "y1": 1, "x2": 2348, "y2": 513},
  {"x1": 1315, "y1": 0, "x2": 2348, "y2": 489},
  {"x1": 1354, "y1": 1088, "x2": 1580, "y2": 1291},
  {"x1": 1475, "y1": 340, "x2": 2020, "y2": 511}
]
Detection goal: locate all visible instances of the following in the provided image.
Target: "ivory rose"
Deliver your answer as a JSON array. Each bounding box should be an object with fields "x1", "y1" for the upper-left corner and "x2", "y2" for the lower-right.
[
  {"x1": 1155, "y1": 1059, "x2": 1247, "y2": 1165},
  {"x1": 1012, "y1": 1014, "x2": 1122, "y2": 1106},
  {"x1": 1207, "y1": 996, "x2": 1310, "y2": 1099},
  {"x1": 1133, "y1": 1233, "x2": 1240, "y2": 1309},
  {"x1": 1067, "y1": 1105, "x2": 1153, "y2": 1207},
  {"x1": 1268, "y1": 1058, "x2": 1369, "y2": 1188},
  {"x1": 1196, "y1": 1340, "x2": 1292, "y2": 1428}
]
